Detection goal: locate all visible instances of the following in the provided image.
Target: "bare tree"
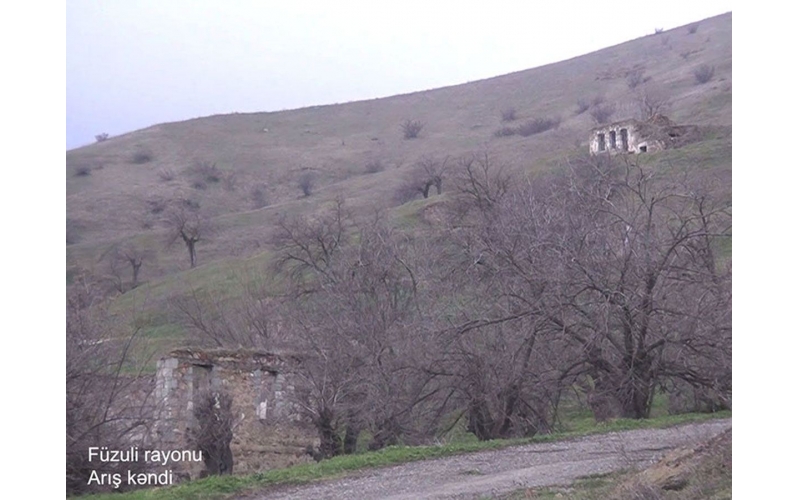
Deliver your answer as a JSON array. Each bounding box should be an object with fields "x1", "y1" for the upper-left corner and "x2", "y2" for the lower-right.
[
  {"x1": 451, "y1": 152, "x2": 512, "y2": 215},
  {"x1": 442, "y1": 155, "x2": 731, "y2": 424},
  {"x1": 165, "y1": 200, "x2": 211, "y2": 268},
  {"x1": 545, "y1": 157, "x2": 731, "y2": 419},
  {"x1": 439, "y1": 174, "x2": 574, "y2": 439},
  {"x1": 402, "y1": 156, "x2": 450, "y2": 200},
  {"x1": 637, "y1": 89, "x2": 670, "y2": 121},
  {"x1": 100, "y1": 242, "x2": 153, "y2": 292},
  {"x1": 191, "y1": 391, "x2": 234, "y2": 476},
  {"x1": 274, "y1": 202, "x2": 447, "y2": 455},
  {"x1": 66, "y1": 274, "x2": 155, "y2": 494},
  {"x1": 172, "y1": 283, "x2": 280, "y2": 349}
]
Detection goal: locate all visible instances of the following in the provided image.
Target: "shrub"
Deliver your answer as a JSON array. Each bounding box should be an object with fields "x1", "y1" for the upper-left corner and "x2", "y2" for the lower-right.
[
  {"x1": 516, "y1": 117, "x2": 560, "y2": 137},
  {"x1": 401, "y1": 119, "x2": 424, "y2": 139},
  {"x1": 394, "y1": 181, "x2": 422, "y2": 205},
  {"x1": 590, "y1": 103, "x2": 616, "y2": 124},
  {"x1": 193, "y1": 161, "x2": 221, "y2": 183},
  {"x1": 223, "y1": 171, "x2": 237, "y2": 191},
  {"x1": 626, "y1": 69, "x2": 646, "y2": 89},
  {"x1": 654, "y1": 27, "x2": 664, "y2": 35},
  {"x1": 693, "y1": 64, "x2": 715, "y2": 84},
  {"x1": 66, "y1": 218, "x2": 81, "y2": 245},
  {"x1": 73, "y1": 166, "x2": 91, "y2": 177},
  {"x1": 299, "y1": 172, "x2": 314, "y2": 197},
  {"x1": 687, "y1": 24, "x2": 699, "y2": 34},
  {"x1": 251, "y1": 185, "x2": 268, "y2": 209},
  {"x1": 500, "y1": 107, "x2": 517, "y2": 122},
  {"x1": 147, "y1": 197, "x2": 168, "y2": 214},
  {"x1": 576, "y1": 98, "x2": 591, "y2": 115},
  {"x1": 131, "y1": 150, "x2": 153, "y2": 164},
  {"x1": 94, "y1": 133, "x2": 109, "y2": 142},
  {"x1": 365, "y1": 159, "x2": 384, "y2": 174},
  {"x1": 494, "y1": 126, "x2": 517, "y2": 138},
  {"x1": 158, "y1": 168, "x2": 175, "y2": 182}
]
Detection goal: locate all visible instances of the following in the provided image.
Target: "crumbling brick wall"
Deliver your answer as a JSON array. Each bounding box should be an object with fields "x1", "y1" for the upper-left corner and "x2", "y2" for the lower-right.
[{"x1": 153, "y1": 349, "x2": 316, "y2": 479}]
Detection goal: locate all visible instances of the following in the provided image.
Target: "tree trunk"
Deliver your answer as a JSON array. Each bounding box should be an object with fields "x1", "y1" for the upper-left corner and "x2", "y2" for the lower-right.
[
  {"x1": 343, "y1": 423, "x2": 359, "y2": 454},
  {"x1": 315, "y1": 408, "x2": 342, "y2": 459},
  {"x1": 188, "y1": 241, "x2": 197, "y2": 268},
  {"x1": 131, "y1": 261, "x2": 141, "y2": 287}
]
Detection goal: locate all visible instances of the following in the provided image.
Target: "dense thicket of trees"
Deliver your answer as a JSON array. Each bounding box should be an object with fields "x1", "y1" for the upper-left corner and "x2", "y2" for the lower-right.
[{"x1": 172, "y1": 154, "x2": 731, "y2": 458}]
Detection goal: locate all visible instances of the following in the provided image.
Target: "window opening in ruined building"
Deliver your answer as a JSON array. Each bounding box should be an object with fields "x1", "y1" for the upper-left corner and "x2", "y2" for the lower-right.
[
  {"x1": 620, "y1": 129, "x2": 629, "y2": 150},
  {"x1": 609, "y1": 130, "x2": 617, "y2": 149},
  {"x1": 597, "y1": 133, "x2": 606, "y2": 151},
  {"x1": 639, "y1": 144, "x2": 647, "y2": 153}
]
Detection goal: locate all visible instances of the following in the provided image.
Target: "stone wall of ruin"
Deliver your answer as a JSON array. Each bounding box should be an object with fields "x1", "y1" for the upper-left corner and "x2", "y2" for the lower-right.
[{"x1": 153, "y1": 349, "x2": 316, "y2": 479}]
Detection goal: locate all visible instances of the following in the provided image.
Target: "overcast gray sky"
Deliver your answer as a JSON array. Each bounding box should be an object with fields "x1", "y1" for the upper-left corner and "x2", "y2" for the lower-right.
[{"x1": 66, "y1": 1, "x2": 732, "y2": 150}]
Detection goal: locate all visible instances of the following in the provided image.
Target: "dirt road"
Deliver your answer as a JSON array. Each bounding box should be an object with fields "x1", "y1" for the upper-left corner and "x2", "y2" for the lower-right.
[{"x1": 241, "y1": 419, "x2": 731, "y2": 500}]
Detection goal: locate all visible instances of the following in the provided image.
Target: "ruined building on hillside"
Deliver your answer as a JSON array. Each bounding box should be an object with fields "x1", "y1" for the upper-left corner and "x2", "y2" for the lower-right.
[
  {"x1": 590, "y1": 114, "x2": 699, "y2": 155},
  {"x1": 152, "y1": 349, "x2": 316, "y2": 479}
]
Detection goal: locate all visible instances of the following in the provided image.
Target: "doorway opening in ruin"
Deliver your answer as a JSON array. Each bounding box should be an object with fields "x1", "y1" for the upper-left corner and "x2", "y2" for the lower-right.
[
  {"x1": 620, "y1": 129, "x2": 629, "y2": 151},
  {"x1": 609, "y1": 130, "x2": 617, "y2": 149},
  {"x1": 597, "y1": 133, "x2": 606, "y2": 151}
]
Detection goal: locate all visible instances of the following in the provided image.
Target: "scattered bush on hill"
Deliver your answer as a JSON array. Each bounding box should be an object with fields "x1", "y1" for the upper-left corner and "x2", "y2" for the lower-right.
[
  {"x1": 576, "y1": 98, "x2": 591, "y2": 115},
  {"x1": 158, "y1": 168, "x2": 175, "y2": 182},
  {"x1": 590, "y1": 102, "x2": 617, "y2": 124},
  {"x1": 94, "y1": 132, "x2": 109, "y2": 142},
  {"x1": 130, "y1": 149, "x2": 153, "y2": 164},
  {"x1": 299, "y1": 172, "x2": 315, "y2": 197},
  {"x1": 401, "y1": 119, "x2": 424, "y2": 139},
  {"x1": 500, "y1": 107, "x2": 517, "y2": 122},
  {"x1": 626, "y1": 68, "x2": 647, "y2": 89},
  {"x1": 694, "y1": 64, "x2": 716, "y2": 84},
  {"x1": 515, "y1": 117, "x2": 561, "y2": 137},
  {"x1": 73, "y1": 165, "x2": 91, "y2": 177},
  {"x1": 251, "y1": 184, "x2": 268, "y2": 209},
  {"x1": 494, "y1": 126, "x2": 517, "y2": 138},
  {"x1": 365, "y1": 159, "x2": 384, "y2": 174}
]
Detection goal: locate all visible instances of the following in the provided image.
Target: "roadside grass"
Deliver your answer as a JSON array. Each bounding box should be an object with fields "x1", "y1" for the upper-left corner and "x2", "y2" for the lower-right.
[{"x1": 80, "y1": 411, "x2": 730, "y2": 500}]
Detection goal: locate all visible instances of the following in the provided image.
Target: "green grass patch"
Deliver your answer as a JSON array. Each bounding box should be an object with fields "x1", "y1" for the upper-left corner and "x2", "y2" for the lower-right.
[{"x1": 79, "y1": 411, "x2": 729, "y2": 500}]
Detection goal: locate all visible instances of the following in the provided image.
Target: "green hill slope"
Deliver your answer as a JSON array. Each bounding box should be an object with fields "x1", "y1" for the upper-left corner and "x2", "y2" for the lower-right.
[{"x1": 66, "y1": 13, "x2": 731, "y2": 355}]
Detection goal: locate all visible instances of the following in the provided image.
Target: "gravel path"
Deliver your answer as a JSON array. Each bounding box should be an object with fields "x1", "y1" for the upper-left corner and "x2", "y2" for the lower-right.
[{"x1": 240, "y1": 419, "x2": 731, "y2": 500}]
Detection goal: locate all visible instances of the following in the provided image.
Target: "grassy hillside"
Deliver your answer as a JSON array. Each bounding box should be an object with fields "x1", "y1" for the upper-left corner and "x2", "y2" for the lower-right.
[{"x1": 66, "y1": 13, "x2": 732, "y2": 355}]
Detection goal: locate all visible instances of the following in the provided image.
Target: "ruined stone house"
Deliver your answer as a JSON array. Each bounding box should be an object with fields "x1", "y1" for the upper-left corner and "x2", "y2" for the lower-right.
[
  {"x1": 152, "y1": 348, "x2": 316, "y2": 479},
  {"x1": 590, "y1": 114, "x2": 699, "y2": 155}
]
